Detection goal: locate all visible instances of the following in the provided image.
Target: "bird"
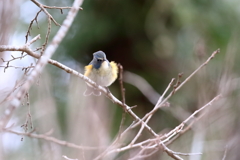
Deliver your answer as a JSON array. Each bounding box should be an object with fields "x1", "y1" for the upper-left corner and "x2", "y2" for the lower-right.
[{"x1": 84, "y1": 51, "x2": 118, "y2": 96}]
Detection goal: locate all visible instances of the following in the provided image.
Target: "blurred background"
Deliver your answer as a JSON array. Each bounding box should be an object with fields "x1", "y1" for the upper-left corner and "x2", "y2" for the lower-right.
[{"x1": 1, "y1": 0, "x2": 240, "y2": 159}]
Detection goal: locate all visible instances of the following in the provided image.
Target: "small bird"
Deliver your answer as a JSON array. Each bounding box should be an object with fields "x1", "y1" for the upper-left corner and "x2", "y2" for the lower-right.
[{"x1": 84, "y1": 51, "x2": 118, "y2": 96}]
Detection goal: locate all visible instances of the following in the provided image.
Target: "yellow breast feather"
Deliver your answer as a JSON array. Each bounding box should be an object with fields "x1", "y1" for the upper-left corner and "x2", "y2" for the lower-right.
[
  {"x1": 84, "y1": 65, "x2": 93, "y2": 77},
  {"x1": 110, "y1": 61, "x2": 118, "y2": 81},
  {"x1": 97, "y1": 61, "x2": 110, "y2": 76}
]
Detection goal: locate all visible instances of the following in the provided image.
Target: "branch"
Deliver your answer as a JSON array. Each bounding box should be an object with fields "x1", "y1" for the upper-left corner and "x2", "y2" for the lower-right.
[
  {"x1": 161, "y1": 94, "x2": 222, "y2": 144},
  {"x1": 101, "y1": 94, "x2": 221, "y2": 159},
  {"x1": 4, "y1": 129, "x2": 101, "y2": 150},
  {"x1": 25, "y1": 9, "x2": 42, "y2": 43},
  {"x1": 30, "y1": 0, "x2": 60, "y2": 26},
  {"x1": 130, "y1": 78, "x2": 175, "y2": 145},
  {"x1": 117, "y1": 64, "x2": 127, "y2": 137},
  {"x1": 0, "y1": 0, "x2": 84, "y2": 128},
  {"x1": 129, "y1": 49, "x2": 220, "y2": 130},
  {"x1": 42, "y1": 5, "x2": 83, "y2": 11},
  {"x1": 30, "y1": 0, "x2": 82, "y2": 26}
]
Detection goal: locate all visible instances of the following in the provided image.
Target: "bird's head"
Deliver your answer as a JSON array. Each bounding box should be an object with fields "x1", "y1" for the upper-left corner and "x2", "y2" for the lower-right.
[{"x1": 92, "y1": 51, "x2": 109, "y2": 69}]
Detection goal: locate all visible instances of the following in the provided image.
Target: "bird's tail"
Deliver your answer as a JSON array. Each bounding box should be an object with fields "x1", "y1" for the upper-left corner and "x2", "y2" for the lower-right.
[{"x1": 83, "y1": 85, "x2": 101, "y2": 96}]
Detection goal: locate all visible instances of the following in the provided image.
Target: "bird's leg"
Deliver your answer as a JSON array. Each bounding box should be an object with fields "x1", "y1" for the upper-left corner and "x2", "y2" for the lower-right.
[
  {"x1": 104, "y1": 87, "x2": 115, "y2": 103},
  {"x1": 105, "y1": 87, "x2": 111, "y2": 94}
]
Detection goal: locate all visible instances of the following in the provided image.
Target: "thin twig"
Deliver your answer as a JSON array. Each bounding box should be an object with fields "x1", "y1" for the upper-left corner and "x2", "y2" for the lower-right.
[
  {"x1": 117, "y1": 64, "x2": 127, "y2": 137},
  {"x1": 165, "y1": 113, "x2": 205, "y2": 146},
  {"x1": 30, "y1": 0, "x2": 60, "y2": 26},
  {"x1": 21, "y1": 92, "x2": 33, "y2": 133},
  {"x1": 0, "y1": 65, "x2": 34, "y2": 69},
  {"x1": 182, "y1": 95, "x2": 221, "y2": 125},
  {"x1": 155, "y1": 78, "x2": 175, "y2": 107},
  {"x1": 1, "y1": 54, "x2": 28, "y2": 72},
  {"x1": 4, "y1": 129, "x2": 102, "y2": 150},
  {"x1": 40, "y1": 17, "x2": 51, "y2": 55},
  {"x1": 162, "y1": 95, "x2": 222, "y2": 144},
  {"x1": 25, "y1": 9, "x2": 42, "y2": 43},
  {"x1": 42, "y1": 5, "x2": 83, "y2": 10},
  {"x1": 172, "y1": 73, "x2": 183, "y2": 95}
]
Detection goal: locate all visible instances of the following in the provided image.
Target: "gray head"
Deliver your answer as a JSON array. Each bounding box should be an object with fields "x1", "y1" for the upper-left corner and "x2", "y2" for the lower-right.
[{"x1": 91, "y1": 51, "x2": 108, "y2": 69}]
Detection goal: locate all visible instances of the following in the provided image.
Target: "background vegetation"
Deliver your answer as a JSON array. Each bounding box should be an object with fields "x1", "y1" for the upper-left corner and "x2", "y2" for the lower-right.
[{"x1": 1, "y1": 0, "x2": 240, "y2": 159}]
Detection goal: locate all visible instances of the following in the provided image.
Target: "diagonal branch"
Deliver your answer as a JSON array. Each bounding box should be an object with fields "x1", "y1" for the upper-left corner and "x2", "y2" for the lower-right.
[
  {"x1": 162, "y1": 94, "x2": 222, "y2": 144},
  {"x1": 0, "y1": 0, "x2": 84, "y2": 128}
]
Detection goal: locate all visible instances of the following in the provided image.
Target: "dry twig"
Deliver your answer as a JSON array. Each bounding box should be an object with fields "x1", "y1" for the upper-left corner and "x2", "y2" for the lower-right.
[
  {"x1": 117, "y1": 64, "x2": 127, "y2": 136},
  {"x1": 25, "y1": 9, "x2": 42, "y2": 43},
  {"x1": 4, "y1": 129, "x2": 101, "y2": 150}
]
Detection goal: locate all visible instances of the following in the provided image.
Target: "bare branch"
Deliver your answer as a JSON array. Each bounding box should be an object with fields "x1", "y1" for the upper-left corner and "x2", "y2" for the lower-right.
[
  {"x1": 30, "y1": 0, "x2": 60, "y2": 26},
  {"x1": 42, "y1": 5, "x2": 83, "y2": 11},
  {"x1": 4, "y1": 129, "x2": 102, "y2": 150},
  {"x1": 26, "y1": 34, "x2": 41, "y2": 46},
  {"x1": 117, "y1": 64, "x2": 127, "y2": 137},
  {"x1": 25, "y1": 9, "x2": 42, "y2": 43},
  {"x1": 0, "y1": 0, "x2": 84, "y2": 129},
  {"x1": 129, "y1": 49, "x2": 220, "y2": 130},
  {"x1": 162, "y1": 94, "x2": 222, "y2": 144},
  {"x1": 40, "y1": 17, "x2": 52, "y2": 55},
  {"x1": 182, "y1": 95, "x2": 221, "y2": 125},
  {"x1": 21, "y1": 93, "x2": 33, "y2": 133}
]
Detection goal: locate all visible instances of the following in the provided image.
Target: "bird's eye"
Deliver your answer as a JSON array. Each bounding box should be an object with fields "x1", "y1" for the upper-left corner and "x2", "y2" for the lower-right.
[{"x1": 97, "y1": 59, "x2": 102, "y2": 62}]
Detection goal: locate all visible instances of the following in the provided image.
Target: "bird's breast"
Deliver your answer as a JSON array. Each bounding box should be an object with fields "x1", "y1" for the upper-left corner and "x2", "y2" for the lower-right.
[
  {"x1": 85, "y1": 61, "x2": 117, "y2": 87},
  {"x1": 97, "y1": 61, "x2": 111, "y2": 76}
]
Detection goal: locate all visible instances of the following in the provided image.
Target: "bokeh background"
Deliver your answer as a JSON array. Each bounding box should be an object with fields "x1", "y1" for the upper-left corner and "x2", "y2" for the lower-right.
[{"x1": 1, "y1": 0, "x2": 240, "y2": 159}]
